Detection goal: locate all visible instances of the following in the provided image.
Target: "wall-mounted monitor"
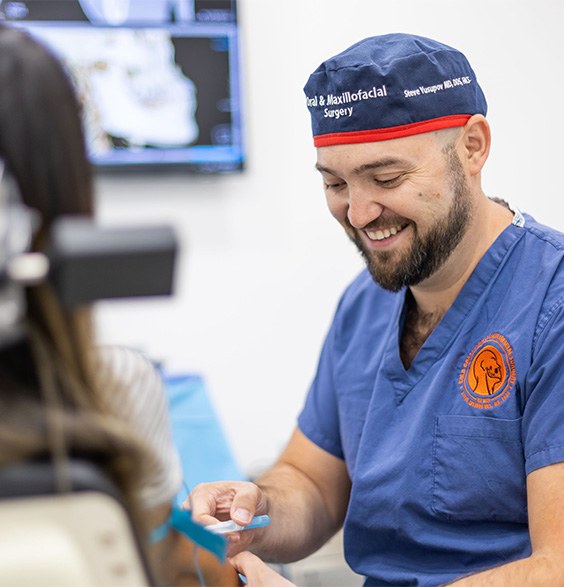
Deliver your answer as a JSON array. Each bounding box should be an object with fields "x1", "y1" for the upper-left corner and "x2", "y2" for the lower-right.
[{"x1": 2, "y1": 0, "x2": 244, "y2": 173}]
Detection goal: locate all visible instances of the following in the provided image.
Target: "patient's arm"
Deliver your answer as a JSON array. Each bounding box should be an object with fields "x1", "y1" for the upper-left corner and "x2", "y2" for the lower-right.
[{"x1": 146, "y1": 502, "x2": 239, "y2": 586}]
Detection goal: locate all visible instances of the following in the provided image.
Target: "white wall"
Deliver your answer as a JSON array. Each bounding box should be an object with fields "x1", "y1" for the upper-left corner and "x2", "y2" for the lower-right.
[{"x1": 95, "y1": 0, "x2": 564, "y2": 475}]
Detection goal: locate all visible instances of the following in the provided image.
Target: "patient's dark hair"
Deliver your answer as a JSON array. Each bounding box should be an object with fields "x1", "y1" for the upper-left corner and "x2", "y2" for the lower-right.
[
  {"x1": 0, "y1": 23, "x2": 92, "y2": 220},
  {"x1": 0, "y1": 23, "x2": 147, "y2": 521}
]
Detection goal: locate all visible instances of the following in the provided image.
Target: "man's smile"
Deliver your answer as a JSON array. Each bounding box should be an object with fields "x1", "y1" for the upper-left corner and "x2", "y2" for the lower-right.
[{"x1": 365, "y1": 223, "x2": 409, "y2": 242}]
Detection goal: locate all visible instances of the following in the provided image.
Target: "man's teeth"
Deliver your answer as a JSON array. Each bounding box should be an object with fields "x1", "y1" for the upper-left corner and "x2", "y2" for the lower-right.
[{"x1": 366, "y1": 225, "x2": 402, "y2": 241}]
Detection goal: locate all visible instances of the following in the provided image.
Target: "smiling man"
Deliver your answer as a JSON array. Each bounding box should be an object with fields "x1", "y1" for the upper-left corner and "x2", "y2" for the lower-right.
[
  {"x1": 190, "y1": 34, "x2": 564, "y2": 586},
  {"x1": 315, "y1": 130, "x2": 477, "y2": 293}
]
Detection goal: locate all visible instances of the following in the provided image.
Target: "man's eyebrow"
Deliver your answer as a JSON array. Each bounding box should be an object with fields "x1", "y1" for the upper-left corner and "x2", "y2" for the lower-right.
[
  {"x1": 315, "y1": 158, "x2": 407, "y2": 176},
  {"x1": 315, "y1": 163, "x2": 338, "y2": 175},
  {"x1": 353, "y1": 158, "x2": 406, "y2": 174}
]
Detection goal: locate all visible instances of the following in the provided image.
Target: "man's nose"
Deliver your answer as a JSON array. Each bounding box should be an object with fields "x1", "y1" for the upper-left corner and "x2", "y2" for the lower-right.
[{"x1": 346, "y1": 185, "x2": 385, "y2": 229}]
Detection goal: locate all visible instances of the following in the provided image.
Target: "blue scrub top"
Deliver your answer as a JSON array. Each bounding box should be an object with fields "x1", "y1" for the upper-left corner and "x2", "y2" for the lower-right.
[{"x1": 298, "y1": 214, "x2": 564, "y2": 586}]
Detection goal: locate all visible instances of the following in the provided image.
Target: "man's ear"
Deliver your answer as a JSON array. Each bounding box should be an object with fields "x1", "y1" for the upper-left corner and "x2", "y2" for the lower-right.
[{"x1": 461, "y1": 114, "x2": 491, "y2": 176}]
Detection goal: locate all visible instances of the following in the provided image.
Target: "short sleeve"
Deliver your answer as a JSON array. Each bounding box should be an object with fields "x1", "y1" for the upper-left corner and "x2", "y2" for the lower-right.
[
  {"x1": 523, "y1": 301, "x2": 564, "y2": 474},
  {"x1": 298, "y1": 319, "x2": 344, "y2": 459},
  {"x1": 94, "y1": 346, "x2": 183, "y2": 509}
]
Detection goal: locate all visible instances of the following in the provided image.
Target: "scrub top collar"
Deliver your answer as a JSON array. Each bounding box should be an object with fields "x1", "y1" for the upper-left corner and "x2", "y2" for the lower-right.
[{"x1": 382, "y1": 216, "x2": 526, "y2": 403}]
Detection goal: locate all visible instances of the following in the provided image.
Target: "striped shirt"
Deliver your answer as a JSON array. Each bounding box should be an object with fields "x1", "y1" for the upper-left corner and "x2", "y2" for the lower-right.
[{"x1": 94, "y1": 346, "x2": 183, "y2": 509}]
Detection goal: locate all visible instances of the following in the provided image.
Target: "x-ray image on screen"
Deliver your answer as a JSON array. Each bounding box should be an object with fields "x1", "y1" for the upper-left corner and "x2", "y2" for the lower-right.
[
  {"x1": 32, "y1": 27, "x2": 200, "y2": 154},
  {"x1": 1, "y1": 0, "x2": 243, "y2": 173},
  {"x1": 77, "y1": 0, "x2": 194, "y2": 24}
]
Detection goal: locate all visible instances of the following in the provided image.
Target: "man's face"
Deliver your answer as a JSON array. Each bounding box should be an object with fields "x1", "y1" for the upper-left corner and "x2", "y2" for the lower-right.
[{"x1": 316, "y1": 131, "x2": 473, "y2": 291}]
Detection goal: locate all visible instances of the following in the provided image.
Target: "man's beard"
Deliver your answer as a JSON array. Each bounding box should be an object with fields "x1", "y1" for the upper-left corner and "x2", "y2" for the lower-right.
[{"x1": 347, "y1": 147, "x2": 473, "y2": 292}]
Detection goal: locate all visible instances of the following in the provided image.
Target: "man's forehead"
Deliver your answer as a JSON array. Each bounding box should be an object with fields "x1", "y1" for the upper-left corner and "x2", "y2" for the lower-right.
[{"x1": 315, "y1": 133, "x2": 435, "y2": 174}]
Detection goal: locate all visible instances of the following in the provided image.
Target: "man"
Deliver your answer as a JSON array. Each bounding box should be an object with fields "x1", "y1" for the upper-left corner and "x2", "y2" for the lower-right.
[{"x1": 190, "y1": 34, "x2": 564, "y2": 585}]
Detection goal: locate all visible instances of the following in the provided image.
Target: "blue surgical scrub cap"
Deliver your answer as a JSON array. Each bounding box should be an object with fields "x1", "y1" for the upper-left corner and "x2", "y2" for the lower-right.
[{"x1": 304, "y1": 33, "x2": 487, "y2": 147}]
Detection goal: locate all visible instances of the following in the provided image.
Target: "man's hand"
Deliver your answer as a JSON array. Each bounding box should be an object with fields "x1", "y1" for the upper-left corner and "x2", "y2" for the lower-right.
[
  {"x1": 229, "y1": 551, "x2": 296, "y2": 587},
  {"x1": 186, "y1": 480, "x2": 269, "y2": 555},
  {"x1": 186, "y1": 428, "x2": 351, "y2": 563}
]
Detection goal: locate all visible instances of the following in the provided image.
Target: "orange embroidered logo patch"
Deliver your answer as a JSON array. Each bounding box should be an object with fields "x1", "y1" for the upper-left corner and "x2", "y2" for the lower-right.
[{"x1": 458, "y1": 333, "x2": 516, "y2": 409}]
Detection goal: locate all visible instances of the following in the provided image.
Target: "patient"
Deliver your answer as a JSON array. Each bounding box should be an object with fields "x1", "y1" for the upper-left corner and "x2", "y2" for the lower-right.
[{"x1": 0, "y1": 23, "x2": 236, "y2": 586}]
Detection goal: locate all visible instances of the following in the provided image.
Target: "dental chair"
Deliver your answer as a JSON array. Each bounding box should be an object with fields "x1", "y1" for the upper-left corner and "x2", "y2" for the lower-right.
[{"x1": 0, "y1": 459, "x2": 153, "y2": 586}]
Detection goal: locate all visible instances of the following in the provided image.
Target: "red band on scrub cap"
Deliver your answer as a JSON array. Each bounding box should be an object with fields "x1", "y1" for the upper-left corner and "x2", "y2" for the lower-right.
[{"x1": 313, "y1": 114, "x2": 472, "y2": 147}]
